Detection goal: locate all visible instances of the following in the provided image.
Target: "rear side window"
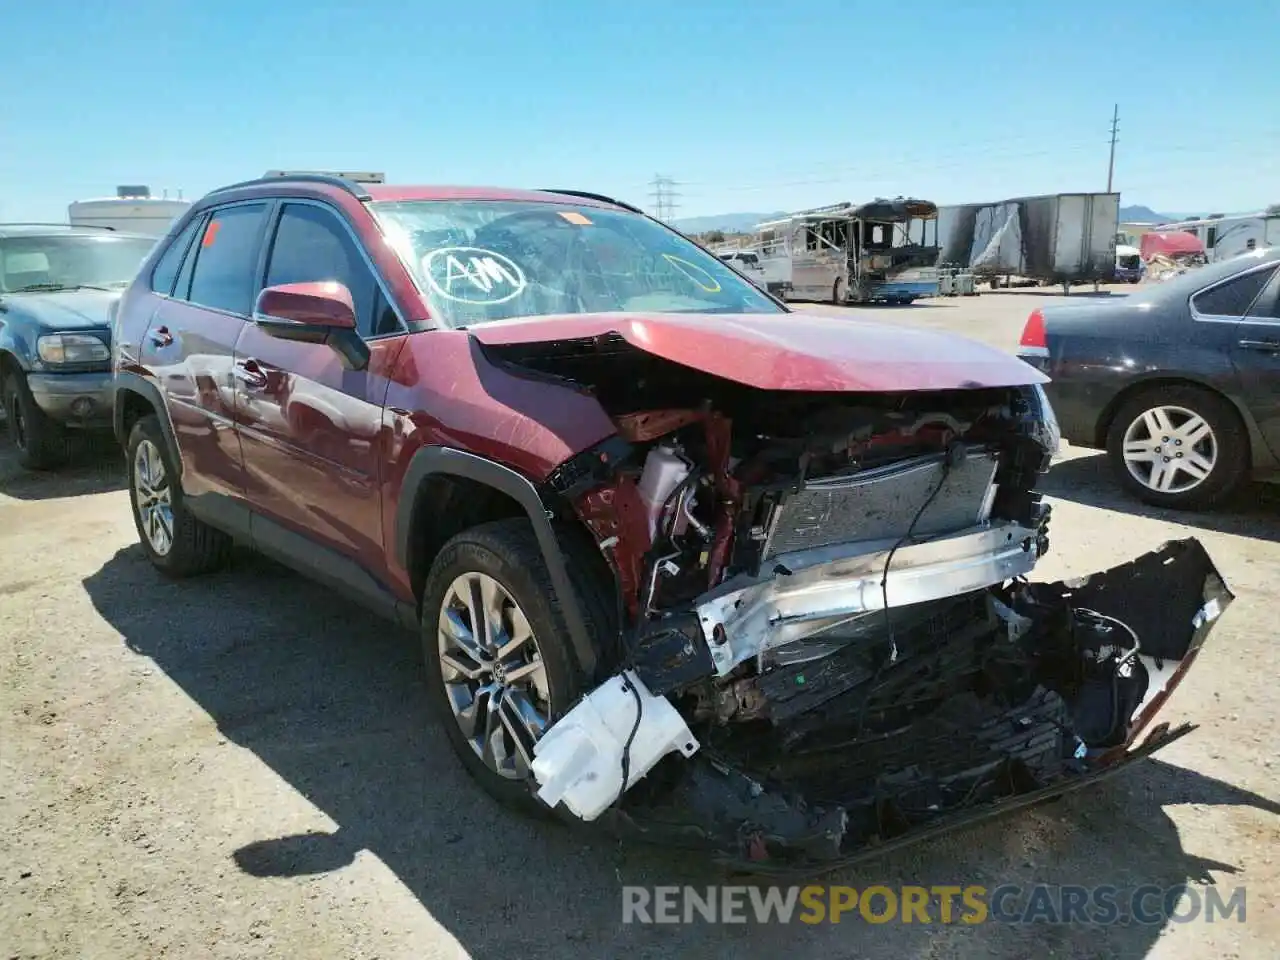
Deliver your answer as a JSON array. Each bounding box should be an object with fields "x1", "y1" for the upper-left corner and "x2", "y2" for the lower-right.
[
  {"x1": 1192, "y1": 265, "x2": 1277, "y2": 317},
  {"x1": 186, "y1": 204, "x2": 268, "y2": 315},
  {"x1": 150, "y1": 217, "x2": 203, "y2": 295}
]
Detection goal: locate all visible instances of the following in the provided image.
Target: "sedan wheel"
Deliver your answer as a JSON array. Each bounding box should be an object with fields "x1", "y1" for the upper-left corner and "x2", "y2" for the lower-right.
[
  {"x1": 1121, "y1": 404, "x2": 1216, "y2": 496},
  {"x1": 1106, "y1": 385, "x2": 1248, "y2": 510},
  {"x1": 437, "y1": 571, "x2": 551, "y2": 781}
]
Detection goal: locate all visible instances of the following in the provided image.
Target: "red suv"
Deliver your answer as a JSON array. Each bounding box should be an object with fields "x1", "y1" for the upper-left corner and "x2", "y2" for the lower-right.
[{"x1": 111, "y1": 174, "x2": 1230, "y2": 869}]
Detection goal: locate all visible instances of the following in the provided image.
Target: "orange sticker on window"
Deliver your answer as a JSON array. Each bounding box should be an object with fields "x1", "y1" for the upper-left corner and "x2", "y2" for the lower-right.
[
  {"x1": 201, "y1": 221, "x2": 221, "y2": 247},
  {"x1": 558, "y1": 211, "x2": 593, "y2": 225}
]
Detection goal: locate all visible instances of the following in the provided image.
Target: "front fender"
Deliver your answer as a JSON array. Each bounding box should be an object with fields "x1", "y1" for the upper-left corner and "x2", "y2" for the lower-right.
[
  {"x1": 0, "y1": 312, "x2": 38, "y2": 371},
  {"x1": 394, "y1": 445, "x2": 598, "y2": 680}
]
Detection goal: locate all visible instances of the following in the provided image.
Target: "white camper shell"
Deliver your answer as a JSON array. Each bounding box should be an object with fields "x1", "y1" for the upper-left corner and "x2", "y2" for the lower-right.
[{"x1": 68, "y1": 186, "x2": 191, "y2": 237}]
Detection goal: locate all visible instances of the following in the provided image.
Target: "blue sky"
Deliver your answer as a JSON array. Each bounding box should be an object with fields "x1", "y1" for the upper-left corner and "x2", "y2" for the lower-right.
[{"x1": 2, "y1": 0, "x2": 1276, "y2": 222}]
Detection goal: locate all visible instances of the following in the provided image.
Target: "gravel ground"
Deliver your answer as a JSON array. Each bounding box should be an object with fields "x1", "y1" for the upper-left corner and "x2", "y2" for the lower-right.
[{"x1": 2, "y1": 289, "x2": 1277, "y2": 959}]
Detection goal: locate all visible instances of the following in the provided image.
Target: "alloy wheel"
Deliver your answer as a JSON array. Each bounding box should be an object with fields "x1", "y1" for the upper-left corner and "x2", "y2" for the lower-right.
[
  {"x1": 437, "y1": 572, "x2": 551, "y2": 780},
  {"x1": 133, "y1": 438, "x2": 175, "y2": 556},
  {"x1": 1121, "y1": 404, "x2": 1217, "y2": 495}
]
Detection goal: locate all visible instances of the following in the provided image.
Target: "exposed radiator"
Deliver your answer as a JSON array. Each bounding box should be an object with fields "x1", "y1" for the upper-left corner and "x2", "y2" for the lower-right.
[{"x1": 760, "y1": 450, "x2": 999, "y2": 561}]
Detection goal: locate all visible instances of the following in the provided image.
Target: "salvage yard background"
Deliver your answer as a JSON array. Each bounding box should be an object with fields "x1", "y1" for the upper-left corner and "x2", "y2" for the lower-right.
[{"x1": 2, "y1": 289, "x2": 1277, "y2": 960}]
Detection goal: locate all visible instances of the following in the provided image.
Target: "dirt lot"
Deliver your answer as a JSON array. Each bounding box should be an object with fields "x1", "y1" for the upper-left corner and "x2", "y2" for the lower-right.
[{"x1": 2, "y1": 289, "x2": 1277, "y2": 959}]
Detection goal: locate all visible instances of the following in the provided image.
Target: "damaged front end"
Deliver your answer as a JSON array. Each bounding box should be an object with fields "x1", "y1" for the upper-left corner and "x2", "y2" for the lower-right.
[{"x1": 484, "y1": 332, "x2": 1233, "y2": 872}]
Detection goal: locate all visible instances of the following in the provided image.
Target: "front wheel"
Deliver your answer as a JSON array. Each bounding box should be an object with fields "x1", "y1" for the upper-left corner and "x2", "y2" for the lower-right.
[
  {"x1": 127, "y1": 415, "x2": 232, "y2": 576},
  {"x1": 3, "y1": 370, "x2": 66, "y2": 470},
  {"x1": 1105, "y1": 385, "x2": 1249, "y2": 510},
  {"x1": 420, "y1": 518, "x2": 614, "y2": 813}
]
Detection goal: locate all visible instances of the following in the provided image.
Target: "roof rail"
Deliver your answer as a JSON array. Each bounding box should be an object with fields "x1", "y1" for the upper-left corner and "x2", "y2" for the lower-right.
[
  {"x1": 206, "y1": 173, "x2": 374, "y2": 201},
  {"x1": 539, "y1": 189, "x2": 644, "y2": 215},
  {"x1": 0, "y1": 222, "x2": 116, "y2": 231}
]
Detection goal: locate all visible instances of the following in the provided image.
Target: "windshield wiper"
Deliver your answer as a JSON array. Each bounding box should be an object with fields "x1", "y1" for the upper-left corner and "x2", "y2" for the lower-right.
[{"x1": 12, "y1": 282, "x2": 114, "y2": 293}]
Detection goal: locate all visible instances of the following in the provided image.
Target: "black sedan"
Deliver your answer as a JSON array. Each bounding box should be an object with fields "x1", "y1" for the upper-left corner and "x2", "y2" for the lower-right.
[{"x1": 1017, "y1": 247, "x2": 1280, "y2": 510}]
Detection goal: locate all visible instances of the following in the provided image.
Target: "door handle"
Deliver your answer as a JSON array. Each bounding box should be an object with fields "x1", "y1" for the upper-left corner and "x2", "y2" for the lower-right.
[
  {"x1": 232, "y1": 360, "x2": 269, "y2": 389},
  {"x1": 148, "y1": 325, "x2": 173, "y2": 347},
  {"x1": 1237, "y1": 338, "x2": 1280, "y2": 353}
]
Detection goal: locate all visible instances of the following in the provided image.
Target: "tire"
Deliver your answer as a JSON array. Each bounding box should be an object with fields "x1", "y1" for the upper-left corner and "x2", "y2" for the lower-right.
[
  {"x1": 1105, "y1": 384, "x2": 1249, "y2": 510},
  {"x1": 831, "y1": 278, "x2": 845, "y2": 305},
  {"x1": 126, "y1": 414, "x2": 232, "y2": 576},
  {"x1": 3, "y1": 369, "x2": 67, "y2": 470},
  {"x1": 420, "y1": 517, "x2": 616, "y2": 814}
]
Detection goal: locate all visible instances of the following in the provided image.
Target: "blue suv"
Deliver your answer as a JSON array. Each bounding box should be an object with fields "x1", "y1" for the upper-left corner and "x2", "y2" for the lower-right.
[{"x1": 0, "y1": 223, "x2": 155, "y2": 468}]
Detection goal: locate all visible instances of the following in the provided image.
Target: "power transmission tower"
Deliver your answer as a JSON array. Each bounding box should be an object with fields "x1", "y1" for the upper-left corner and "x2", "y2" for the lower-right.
[
  {"x1": 649, "y1": 174, "x2": 680, "y2": 222},
  {"x1": 1106, "y1": 104, "x2": 1119, "y2": 193}
]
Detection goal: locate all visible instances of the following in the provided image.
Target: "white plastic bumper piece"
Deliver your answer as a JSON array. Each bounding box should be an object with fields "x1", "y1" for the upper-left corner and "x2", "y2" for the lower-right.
[{"x1": 530, "y1": 670, "x2": 700, "y2": 821}]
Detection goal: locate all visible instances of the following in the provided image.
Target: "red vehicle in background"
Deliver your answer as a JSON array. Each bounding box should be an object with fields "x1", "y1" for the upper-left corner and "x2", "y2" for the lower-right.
[
  {"x1": 109, "y1": 172, "x2": 1231, "y2": 870},
  {"x1": 1140, "y1": 231, "x2": 1209, "y2": 281}
]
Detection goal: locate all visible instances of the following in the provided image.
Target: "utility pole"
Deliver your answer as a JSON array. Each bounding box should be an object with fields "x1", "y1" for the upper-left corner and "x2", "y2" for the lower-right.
[
  {"x1": 648, "y1": 174, "x2": 680, "y2": 222},
  {"x1": 1106, "y1": 104, "x2": 1119, "y2": 193}
]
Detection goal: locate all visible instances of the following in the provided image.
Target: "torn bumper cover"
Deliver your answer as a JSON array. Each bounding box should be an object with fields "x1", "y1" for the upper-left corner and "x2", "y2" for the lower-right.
[{"x1": 530, "y1": 537, "x2": 1232, "y2": 873}]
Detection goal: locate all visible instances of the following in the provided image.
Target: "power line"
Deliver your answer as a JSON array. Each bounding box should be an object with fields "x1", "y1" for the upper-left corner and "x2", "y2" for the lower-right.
[
  {"x1": 1107, "y1": 104, "x2": 1120, "y2": 193},
  {"x1": 648, "y1": 174, "x2": 680, "y2": 221},
  {"x1": 631, "y1": 128, "x2": 1279, "y2": 200}
]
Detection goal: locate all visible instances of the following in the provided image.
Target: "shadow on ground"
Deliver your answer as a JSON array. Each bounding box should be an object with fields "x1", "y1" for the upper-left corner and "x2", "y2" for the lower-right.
[
  {"x1": 1043, "y1": 449, "x2": 1280, "y2": 544},
  {"x1": 82, "y1": 546, "x2": 1276, "y2": 959},
  {"x1": 0, "y1": 432, "x2": 125, "y2": 501}
]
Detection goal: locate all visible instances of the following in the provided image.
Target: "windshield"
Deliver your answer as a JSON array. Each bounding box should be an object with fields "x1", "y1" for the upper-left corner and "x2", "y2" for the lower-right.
[
  {"x1": 0, "y1": 235, "x2": 155, "y2": 293},
  {"x1": 370, "y1": 200, "x2": 784, "y2": 327}
]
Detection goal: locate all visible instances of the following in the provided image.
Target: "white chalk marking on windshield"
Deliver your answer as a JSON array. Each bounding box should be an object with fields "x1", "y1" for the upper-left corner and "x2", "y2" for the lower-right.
[
  {"x1": 662, "y1": 254, "x2": 722, "y2": 294},
  {"x1": 422, "y1": 246, "x2": 527, "y2": 304}
]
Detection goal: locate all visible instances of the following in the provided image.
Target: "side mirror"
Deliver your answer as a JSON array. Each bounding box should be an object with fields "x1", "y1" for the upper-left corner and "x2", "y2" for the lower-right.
[{"x1": 253, "y1": 282, "x2": 370, "y2": 371}]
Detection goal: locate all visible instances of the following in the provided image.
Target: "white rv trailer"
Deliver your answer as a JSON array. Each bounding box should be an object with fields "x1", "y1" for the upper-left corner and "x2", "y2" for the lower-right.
[
  {"x1": 749, "y1": 200, "x2": 941, "y2": 303},
  {"x1": 1152, "y1": 207, "x2": 1280, "y2": 262},
  {"x1": 67, "y1": 186, "x2": 191, "y2": 237}
]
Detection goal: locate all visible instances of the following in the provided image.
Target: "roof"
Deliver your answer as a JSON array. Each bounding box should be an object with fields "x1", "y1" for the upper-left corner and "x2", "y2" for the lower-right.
[
  {"x1": 201, "y1": 175, "x2": 636, "y2": 212},
  {"x1": 366, "y1": 185, "x2": 619, "y2": 206},
  {"x1": 0, "y1": 223, "x2": 154, "y2": 240}
]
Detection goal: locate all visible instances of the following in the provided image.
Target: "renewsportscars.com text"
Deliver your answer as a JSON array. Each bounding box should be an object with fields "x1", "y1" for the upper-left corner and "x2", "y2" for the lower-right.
[{"x1": 621, "y1": 884, "x2": 1247, "y2": 926}]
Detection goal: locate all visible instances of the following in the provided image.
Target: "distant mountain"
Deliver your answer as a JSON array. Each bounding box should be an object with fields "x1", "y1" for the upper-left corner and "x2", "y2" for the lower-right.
[
  {"x1": 1119, "y1": 204, "x2": 1171, "y2": 223},
  {"x1": 671, "y1": 211, "x2": 785, "y2": 234}
]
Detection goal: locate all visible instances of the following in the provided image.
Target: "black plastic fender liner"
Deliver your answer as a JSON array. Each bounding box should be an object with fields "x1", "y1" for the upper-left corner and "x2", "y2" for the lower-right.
[
  {"x1": 394, "y1": 445, "x2": 597, "y2": 679},
  {"x1": 113, "y1": 372, "x2": 183, "y2": 473}
]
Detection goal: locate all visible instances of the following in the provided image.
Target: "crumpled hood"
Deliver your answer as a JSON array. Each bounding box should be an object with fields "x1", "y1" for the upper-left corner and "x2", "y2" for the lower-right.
[
  {"x1": 1, "y1": 289, "x2": 120, "y2": 332},
  {"x1": 469, "y1": 310, "x2": 1048, "y2": 392}
]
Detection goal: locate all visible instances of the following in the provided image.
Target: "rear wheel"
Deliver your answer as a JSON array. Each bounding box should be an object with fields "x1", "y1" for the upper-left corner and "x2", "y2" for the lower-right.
[
  {"x1": 1105, "y1": 384, "x2": 1249, "y2": 510},
  {"x1": 127, "y1": 415, "x2": 232, "y2": 576},
  {"x1": 3, "y1": 370, "x2": 66, "y2": 470},
  {"x1": 420, "y1": 517, "x2": 614, "y2": 813}
]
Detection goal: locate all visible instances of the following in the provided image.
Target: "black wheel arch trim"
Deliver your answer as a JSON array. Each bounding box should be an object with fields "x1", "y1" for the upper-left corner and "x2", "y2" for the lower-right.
[
  {"x1": 113, "y1": 372, "x2": 183, "y2": 475},
  {"x1": 395, "y1": 445, "x2": 598, "y2": 679}
]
